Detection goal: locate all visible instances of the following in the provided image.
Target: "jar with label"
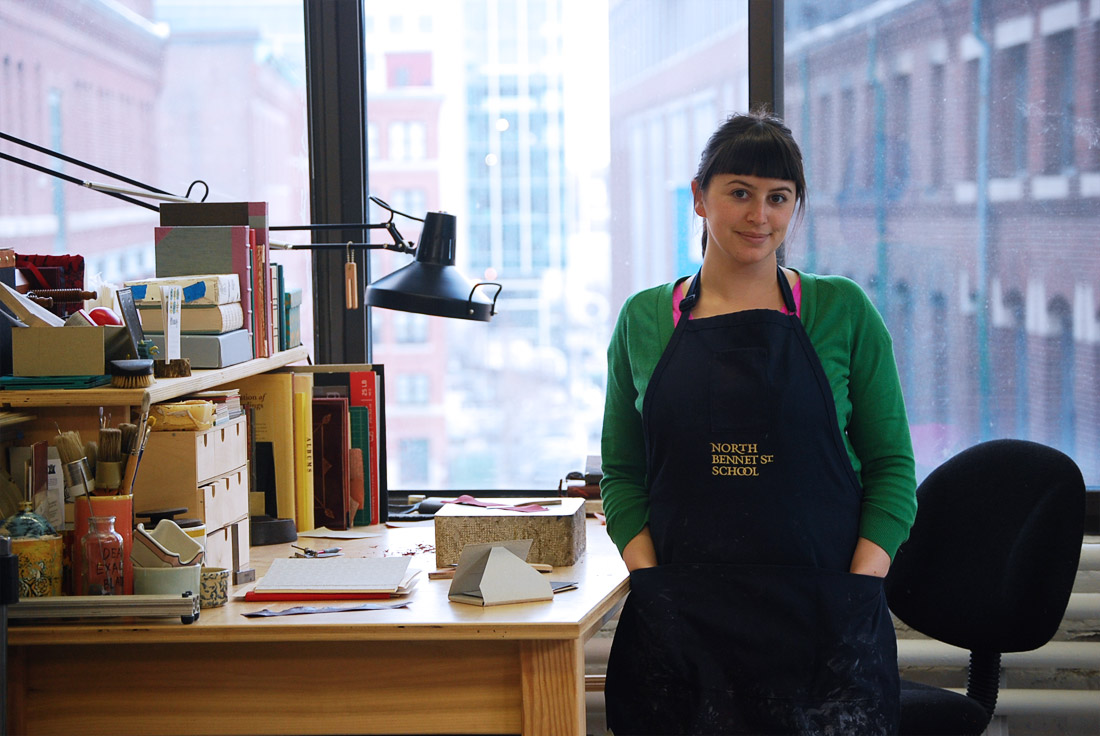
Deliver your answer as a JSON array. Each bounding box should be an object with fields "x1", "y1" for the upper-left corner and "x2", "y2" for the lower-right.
[{"x1": 81, "y1": 515, "x2": 124, "y2": 595}]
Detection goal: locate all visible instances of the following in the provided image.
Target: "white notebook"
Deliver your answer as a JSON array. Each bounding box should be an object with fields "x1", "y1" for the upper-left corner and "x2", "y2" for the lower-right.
[{"x1": 254, "y1": 557, "x2": 412, "y2": 594}]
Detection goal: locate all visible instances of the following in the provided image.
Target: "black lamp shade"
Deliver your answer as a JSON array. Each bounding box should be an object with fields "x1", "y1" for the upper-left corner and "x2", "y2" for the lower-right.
[{"x1": 365, "y1": 211, "x2": 497, "y2": 321}]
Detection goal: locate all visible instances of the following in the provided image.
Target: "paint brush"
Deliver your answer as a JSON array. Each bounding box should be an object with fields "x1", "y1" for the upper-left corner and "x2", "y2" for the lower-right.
[
  {"x1": 120, "y1": 395, "x2": 150, "y2": 495},
  {"x1": 52, "y1": 430, "x2": 88, "y2": 502},
  {"x1": 94, "y1": 427, "x2": 123, "y2": 494}
]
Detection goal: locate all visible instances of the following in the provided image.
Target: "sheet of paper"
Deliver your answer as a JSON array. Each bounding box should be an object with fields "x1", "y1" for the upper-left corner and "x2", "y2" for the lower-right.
[{"x1": 254, "y1": 556, "x2": 411, "y2": 594}]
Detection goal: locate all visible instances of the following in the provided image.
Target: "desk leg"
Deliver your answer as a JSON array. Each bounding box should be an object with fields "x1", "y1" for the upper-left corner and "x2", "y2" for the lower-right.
[
  {"x1": 6, "y1": 646, "x2": 26, "y2": 736},
  {"x1": 519, "y1": 639, "x2": 585, "y2": 736}
]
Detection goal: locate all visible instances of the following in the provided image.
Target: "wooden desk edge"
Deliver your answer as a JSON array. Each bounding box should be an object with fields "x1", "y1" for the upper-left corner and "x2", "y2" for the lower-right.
[
  {"x1": 9, "y1": 569, "x2": 629, "y2": 647},
  {"x1": 9, "y1": 582, "x2": 628, "y2": 645}
]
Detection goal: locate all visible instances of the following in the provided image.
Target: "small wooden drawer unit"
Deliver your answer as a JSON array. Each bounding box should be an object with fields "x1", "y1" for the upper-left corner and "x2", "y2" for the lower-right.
[{"x1": 132, "y1": 415, "x2": 247, "y2": 496}]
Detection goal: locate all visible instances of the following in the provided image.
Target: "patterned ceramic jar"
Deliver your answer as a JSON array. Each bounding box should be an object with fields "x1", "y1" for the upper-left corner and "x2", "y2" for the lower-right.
[{"x1": 200, "y1": 566, "x2": 230, "y2": 608}]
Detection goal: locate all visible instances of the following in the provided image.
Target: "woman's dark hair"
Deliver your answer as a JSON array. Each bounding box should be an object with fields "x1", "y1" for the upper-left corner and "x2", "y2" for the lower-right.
[{"x1": 694, "y1": 109, "x2": 806, "y2": 255}]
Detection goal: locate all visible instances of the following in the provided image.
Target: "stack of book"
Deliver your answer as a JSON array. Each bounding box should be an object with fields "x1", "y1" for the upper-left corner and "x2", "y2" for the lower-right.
[
  {"x1": 153, "y1": 201, "x2": 274, "y2": 362},
  {"x1": 125, "y1": 273, "x2": 253, "y2": 369},
  {"x1": 184, "y1": 389, "x2": 243, "y2": 426},
  {"x1": 225, "y1": 364, "x2": 387, "y2": 534},
  {"x1": 269, "y1": 263, "x2": 301, "y2": 352}
]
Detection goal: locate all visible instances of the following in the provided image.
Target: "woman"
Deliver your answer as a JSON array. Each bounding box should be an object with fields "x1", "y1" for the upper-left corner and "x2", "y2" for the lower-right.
[{"x1": 600, "y1": 110, "x2": 917, "y2": 735}]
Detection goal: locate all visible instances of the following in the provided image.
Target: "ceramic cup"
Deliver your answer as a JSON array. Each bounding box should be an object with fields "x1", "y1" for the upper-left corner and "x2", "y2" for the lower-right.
[
  {"x1": 200, "y1": 566, "x2": 230, "y2": 608},
  {"x1": 133, "y1": 564, "x2": 201, "y2": 599}
]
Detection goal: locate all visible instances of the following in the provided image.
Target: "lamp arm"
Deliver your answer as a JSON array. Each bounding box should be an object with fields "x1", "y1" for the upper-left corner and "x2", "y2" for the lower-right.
[
  {"x1": 268, "y1": 221, "x2": 417, "y2": 255},
  {"x1": 0, "y1": 130, "x2": 203, "y2": 208},
  {"x1": 0, "y1": 150, "x2": 159, "y2": 212}
]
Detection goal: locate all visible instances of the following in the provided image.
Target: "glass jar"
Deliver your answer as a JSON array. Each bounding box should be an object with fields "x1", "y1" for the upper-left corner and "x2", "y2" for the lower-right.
[{"x1": 81, "y1": 515, "x2": 124, "y2": 595}]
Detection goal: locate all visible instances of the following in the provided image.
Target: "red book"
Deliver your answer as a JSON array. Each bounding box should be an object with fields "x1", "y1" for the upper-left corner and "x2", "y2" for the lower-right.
[
  {"x1": 312, "y1": 396, "x2": 351, "y2": 530},
  {"x1": 243, "y1": 590, "x2": 393, "y2": 602},
  {"x1": 356, "y1": 367, "x2": 387, "y2": 521}
]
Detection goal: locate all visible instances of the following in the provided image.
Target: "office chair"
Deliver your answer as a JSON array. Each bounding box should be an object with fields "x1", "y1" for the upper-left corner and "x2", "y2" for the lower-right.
[{"x1": 884, "y1": 438, "x2": 1085, "y2": 736}]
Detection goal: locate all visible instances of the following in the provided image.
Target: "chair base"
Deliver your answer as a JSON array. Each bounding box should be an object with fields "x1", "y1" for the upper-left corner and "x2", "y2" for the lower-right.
[{"x1": 899, "y1": 679, "x2": 992, "y2": 736}]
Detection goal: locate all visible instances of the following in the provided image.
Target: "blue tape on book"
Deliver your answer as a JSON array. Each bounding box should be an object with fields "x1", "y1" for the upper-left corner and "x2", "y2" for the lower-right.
[
  {"x1": 181, "y1": 281, "x2": 207, "y2": 303},
  {"x1": 130, "y1": 285, "x2": 148, "y2": 300}
]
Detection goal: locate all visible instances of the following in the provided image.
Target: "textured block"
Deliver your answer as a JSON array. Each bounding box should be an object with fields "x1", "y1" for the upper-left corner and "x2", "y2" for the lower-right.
[{"x1": 433, "y1": 497, "x2": 586, "y2": 567}]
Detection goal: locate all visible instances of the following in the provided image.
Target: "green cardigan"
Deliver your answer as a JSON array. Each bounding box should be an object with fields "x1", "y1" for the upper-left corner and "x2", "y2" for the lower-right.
[{"x1": 600, "y1": 270, "x2": 917, "y2": 560}]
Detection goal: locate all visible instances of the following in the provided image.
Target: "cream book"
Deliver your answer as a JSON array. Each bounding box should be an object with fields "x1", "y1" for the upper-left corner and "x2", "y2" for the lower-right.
[
  {"x1": 254, "y1": 556, "x2": 413, "y2": 594},
  {"x1": 125, "y1": 274, "x2": 242, "y2": 306},
  {"x1": 139, "y1": 302, "x2": 244, "y2": 334}
]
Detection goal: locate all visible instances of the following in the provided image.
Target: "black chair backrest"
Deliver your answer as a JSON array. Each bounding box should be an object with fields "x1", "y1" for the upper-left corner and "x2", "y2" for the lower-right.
[{"x1": 885, "y1": 439, "x2": 1085, "y2": 653}]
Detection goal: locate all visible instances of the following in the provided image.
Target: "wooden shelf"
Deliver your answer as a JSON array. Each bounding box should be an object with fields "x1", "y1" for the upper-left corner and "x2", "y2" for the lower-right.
[{"x1": 0, "y1": 345, "x2": 309, "y2": 408}]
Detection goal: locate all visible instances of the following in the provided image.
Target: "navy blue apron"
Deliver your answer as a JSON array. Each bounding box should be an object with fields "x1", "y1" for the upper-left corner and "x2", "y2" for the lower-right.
[{"x1": 605, "y1": 268, "x2": 899, "y2": 735}]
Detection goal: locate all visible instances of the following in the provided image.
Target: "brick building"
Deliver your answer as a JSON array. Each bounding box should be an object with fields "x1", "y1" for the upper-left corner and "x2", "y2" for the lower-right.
[{"x1": 609, "y1": 0, "x2": 1099, "y2": 482}]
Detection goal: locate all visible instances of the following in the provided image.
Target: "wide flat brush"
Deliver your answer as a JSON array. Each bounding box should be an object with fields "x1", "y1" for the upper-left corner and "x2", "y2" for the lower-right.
[
  {"x1": 94, "y1": 427, "x2": 123, "y2": 493},
  {"x1": 109, "y1": 359, "x2": 154, "y2": 389}
]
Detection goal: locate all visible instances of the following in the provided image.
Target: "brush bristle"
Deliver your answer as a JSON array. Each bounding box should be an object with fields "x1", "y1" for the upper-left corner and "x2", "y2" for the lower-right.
[
  {"x1": 109, "y1": 359, "x2": 155, "y2": 389},
  {"x1": 119, "y1": 423, "x2": 139, "y2": 455},
  {"x1": 98, "y1": 427, "x2": 122, "y2": 463},
  {"x1": 52, "y1": 431, "x2": 85, "y2": 465},
  {"x1": 110, "y1": 373, "x2": 155, "y2": 389}
]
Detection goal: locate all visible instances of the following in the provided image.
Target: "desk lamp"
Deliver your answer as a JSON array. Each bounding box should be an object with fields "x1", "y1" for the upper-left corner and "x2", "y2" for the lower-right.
[
  {"x1": 1, "y1": 132, "x2": 501, "y2": 322},
  {"x1": 271, "y1": 197, "x2": 502, "y2": 322}
]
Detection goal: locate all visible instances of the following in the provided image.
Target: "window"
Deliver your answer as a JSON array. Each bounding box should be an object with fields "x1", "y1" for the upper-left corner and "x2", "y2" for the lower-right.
[
  {"x1": 367, "y1": 0, "x2": 618, "y2": 490},
  {"x1": 393, "y1": 311, "x2": 429, "y2": 343},
  {"x1": 368, "y1": 121, "x2": 379, "y2": 160},
  {"x1": 785, "y1": 0, "x2": 1099, "y2": 484},
  {"x1": 1043, "y1": 30, "x2": 1075, "y2": 174},
  {"x1": 991, "y1": 44, "x2": 1028, "y2": 177},
  {"x1": 0, "y1": 0, "x2": 314, "y2": 348},
  {"x1": 31, "y1": 2, "x2": 1094, "y2": 500},
  {"x1": 888, "y1": 74, "x2": 911, "y2": 195},
  {"x1": 396, "y1": 373, "x2": 430, "y2": 405},
  {"x1": 398, "y1": 438, "x2": 430, "y2": 485}
]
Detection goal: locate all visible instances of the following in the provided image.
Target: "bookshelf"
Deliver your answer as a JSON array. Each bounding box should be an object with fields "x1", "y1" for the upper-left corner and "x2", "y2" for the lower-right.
[{"x1": 0, "y1": 345, "x2": 309, "y2": 408}]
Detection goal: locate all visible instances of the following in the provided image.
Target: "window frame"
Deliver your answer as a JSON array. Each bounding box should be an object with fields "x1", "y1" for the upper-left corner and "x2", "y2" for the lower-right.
[{"x1": 305, "y1": 0, "x2": 784, "y2": 366}]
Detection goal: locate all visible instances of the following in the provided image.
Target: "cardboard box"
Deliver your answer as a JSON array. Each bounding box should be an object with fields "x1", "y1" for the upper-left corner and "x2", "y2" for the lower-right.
[
  {"x1": 12, "y1": 325, "x2": 130, "y2": 376},
  {"x1": 434, "y1": 497, "x2": 586, "y2": 567},
  {"x1": 131, "y1": 415, "x2": 248, "y2": 499}
]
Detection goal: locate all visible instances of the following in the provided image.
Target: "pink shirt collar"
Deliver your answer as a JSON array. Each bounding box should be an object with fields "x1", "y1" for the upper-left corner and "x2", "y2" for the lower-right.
[{"x1": 672, "y1": 275, "x2": 802, "y2": 325}]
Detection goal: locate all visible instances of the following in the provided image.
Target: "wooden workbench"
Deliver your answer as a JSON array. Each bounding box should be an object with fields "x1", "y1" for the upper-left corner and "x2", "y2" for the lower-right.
[{"x1": 6, "y1": 519, "x2": 629, "y2": 735}]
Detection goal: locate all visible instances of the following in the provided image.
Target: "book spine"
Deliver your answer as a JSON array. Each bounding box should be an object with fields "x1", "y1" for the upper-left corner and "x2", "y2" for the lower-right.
[
  {"x1": 293, "y1": 384, "x2": 315, "y2": 532},
  {"x1": 270, "y1": 264, "x2": 281, "y2": 353},
  {"x1": 350, "y1": 370, "x2": 382, "y2": 526},
  {"x1": 138, "y1": 303, "x2": 243, "y2": 334},
  {"x1": 349, "y1": 407, "x2": 372, "y2": 525},
  {"x1": 249, "y1": 228, "x2": 266, "y2": 359},
  {"x1": 248, "y1": 202, "x2": 274, "y2": 361},
  {"x1": 312, "y1": 397, "x2": 351, "y2": 531},
  {"x1": 278, "y1": 265, "x2": 287, "y2": 350}
]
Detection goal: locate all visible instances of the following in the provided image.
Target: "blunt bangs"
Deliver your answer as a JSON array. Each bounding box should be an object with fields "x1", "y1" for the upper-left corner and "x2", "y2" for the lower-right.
[{"x1": 701, "y1": 124, "x2": 804, "y2": 200}]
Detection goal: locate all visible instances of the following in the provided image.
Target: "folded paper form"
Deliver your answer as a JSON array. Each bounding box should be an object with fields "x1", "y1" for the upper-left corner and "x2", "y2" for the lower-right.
[{"x1": 447, "y1": 539, "x2": 553, "y2": 606}]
